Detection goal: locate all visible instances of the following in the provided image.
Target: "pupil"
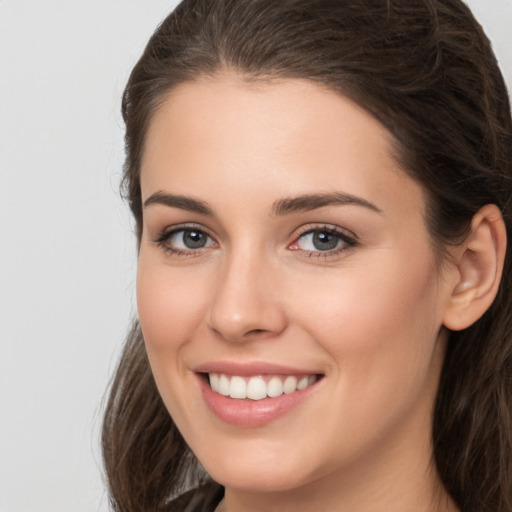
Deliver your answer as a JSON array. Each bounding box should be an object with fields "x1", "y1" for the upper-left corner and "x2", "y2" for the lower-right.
[
  {"x1": 313, "y1": 231, "x2": 338, "y2": 251},
  {"x1": 183, "y1": 230, "x2": 206, "y2": 249}
]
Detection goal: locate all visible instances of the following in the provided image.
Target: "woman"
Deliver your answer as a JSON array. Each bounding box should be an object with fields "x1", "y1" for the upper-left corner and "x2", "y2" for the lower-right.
[{"x1": 102, "y1": 1, "x2": 512, "y2": 511}]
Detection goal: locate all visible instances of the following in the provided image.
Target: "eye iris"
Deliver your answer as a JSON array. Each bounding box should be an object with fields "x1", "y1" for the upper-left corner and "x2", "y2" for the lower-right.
[
  {"x1": 312, "y1": 231, "x2": 339, "y2": 251},
  {"x1": 183, "y1": 230, "x2": 207, "y2": 249}
]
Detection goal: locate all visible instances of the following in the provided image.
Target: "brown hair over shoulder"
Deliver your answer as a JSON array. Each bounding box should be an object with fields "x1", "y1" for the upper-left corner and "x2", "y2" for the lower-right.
[{"x1": 102, "y1": 1, "x2": 512, "y2": 511}]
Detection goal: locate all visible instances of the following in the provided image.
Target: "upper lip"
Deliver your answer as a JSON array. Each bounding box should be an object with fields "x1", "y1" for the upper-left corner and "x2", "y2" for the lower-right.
[{"x1": 193, "y1": 361, "x2": 323, "y2": 376}]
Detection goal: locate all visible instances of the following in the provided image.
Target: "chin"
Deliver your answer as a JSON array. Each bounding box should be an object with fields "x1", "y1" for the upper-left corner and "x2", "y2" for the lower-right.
[
  {"x1": 194, "y1": 441, "x2": 325, "y2": 493},
  {"x1": 207, "y1": 464, "x2": 310, "y2": 493}
]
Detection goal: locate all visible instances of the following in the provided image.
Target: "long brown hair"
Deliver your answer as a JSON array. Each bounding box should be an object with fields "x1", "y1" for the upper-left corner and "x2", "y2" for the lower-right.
[{"x1": 102, "y1": 1, "x2": 512, "y2": 510}]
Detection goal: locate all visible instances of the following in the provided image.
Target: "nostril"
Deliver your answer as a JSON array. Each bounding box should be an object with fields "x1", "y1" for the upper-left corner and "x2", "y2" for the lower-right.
[{"x1": 243, "y1": 328, "x2": 276, "y2": 340}]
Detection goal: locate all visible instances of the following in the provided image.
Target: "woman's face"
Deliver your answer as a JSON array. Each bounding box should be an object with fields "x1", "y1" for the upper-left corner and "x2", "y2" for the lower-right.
[{"x1": 137, "y1": 75, "x2": 454, "y2": 495}]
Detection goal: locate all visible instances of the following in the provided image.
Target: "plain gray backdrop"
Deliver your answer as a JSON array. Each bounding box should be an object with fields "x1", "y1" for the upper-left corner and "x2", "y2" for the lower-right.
[{"x1": 1, "y1": 1, "x2": 511, "y2": 511}]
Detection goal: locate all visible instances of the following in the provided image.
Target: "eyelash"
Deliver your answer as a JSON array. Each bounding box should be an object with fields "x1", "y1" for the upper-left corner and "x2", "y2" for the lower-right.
[
  {"x1": 153, "y1": 224, "x2": 216, "y2": 258},
  {"x1": 153, "y1": 223, "x2": 358, "y2": 259},
  {"x1": 290, "y1": 225, "x2": 358, "y2": 259}
]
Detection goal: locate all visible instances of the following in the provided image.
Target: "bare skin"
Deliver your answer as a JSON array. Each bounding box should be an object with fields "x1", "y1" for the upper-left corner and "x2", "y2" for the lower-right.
[{"x1": 134, "y1": 73, "x2": 498, "y2": 512}]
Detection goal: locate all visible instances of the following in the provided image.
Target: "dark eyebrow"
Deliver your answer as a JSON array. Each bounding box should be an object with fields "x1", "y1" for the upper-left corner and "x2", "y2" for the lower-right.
[
  {"x1": 143, "y1": 191, "x2": 214, "y2": 216},
  {"x1": 272, "y1": 192, "x2": 382, "y2": 216}
]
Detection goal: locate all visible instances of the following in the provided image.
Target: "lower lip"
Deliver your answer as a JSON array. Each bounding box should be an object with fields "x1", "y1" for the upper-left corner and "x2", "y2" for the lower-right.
[{"x1": 197, "y1": 374, "x2": 321, "y2": 427}]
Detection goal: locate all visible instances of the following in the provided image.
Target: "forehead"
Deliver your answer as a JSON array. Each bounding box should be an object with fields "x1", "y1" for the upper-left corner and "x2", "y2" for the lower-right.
[{"x1": 140, "y1": 73, "x2": 425, "y2": 221}]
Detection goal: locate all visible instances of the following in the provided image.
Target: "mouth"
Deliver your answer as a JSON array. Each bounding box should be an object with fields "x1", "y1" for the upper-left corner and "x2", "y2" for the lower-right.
[
  {"x1": 194, "y1": 363, "x2": 325, "y2": 426},
  {"x1": 206, "y1": 373, "x2": 320, "y2": 400}
]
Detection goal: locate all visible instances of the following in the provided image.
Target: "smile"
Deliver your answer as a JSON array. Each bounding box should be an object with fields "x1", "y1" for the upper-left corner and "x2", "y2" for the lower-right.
[{"x1": 208, "y1": 373, "x2": 318, "y2": 400}]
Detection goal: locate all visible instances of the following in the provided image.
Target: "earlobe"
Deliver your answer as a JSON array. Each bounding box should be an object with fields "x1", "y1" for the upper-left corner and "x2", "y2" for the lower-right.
[{"x1": 443, "y1": 204, "x2": 507, "y2": 331}]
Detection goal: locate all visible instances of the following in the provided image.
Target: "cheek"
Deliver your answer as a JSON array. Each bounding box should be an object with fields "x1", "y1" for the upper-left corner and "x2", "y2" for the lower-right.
[
  {"x1": 136, "y1": 256, "x2": 208, "y2": 355},
  {"x1": 136, "y1": 256, "x2": 213, "y2": 430},
  {"x1": 289, "y1": 249, "x2": 443, "y2": 387},
  {"x1": 278, "y1": 253, "x2": 445, "y2": 466}
]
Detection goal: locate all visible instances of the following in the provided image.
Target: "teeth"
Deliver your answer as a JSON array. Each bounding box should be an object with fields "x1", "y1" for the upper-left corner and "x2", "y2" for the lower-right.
[
  {"x1": 283, "y1": 376, "x2": 297, "y2": 394},
  {"x1": 297, "y1": 376, "x2": 309, "y2": 390},
  {"x1": 218, "y1": 374, "x2": 230, "y2": 396},
  {"x1": 267, "y1": 376, "x2": 283, "y2": 397},
  {"x1": 208, "y1": 373, "x2": 318, "y2": 400},
  {"x1": 209, "y1": 373, "x2": 220, "y2": 392},
  {"x1": 229, "y1": 376, "x2": 247, "y2": 399},
  {"x1": 247, "y1": 376, "x2": 267, "y2": 400}
]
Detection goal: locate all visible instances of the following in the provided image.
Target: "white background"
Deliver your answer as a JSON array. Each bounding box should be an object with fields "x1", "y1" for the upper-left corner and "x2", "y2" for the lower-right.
[{"x1": 0, "y1": 1, "x2": 511, "y2": 512}]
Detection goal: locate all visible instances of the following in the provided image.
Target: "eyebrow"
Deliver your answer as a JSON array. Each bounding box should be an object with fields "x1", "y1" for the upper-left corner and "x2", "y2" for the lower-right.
[
  {"x1": 142, "y1": 190, "x2": 381, "y2": 217},
  {"x1": 271, "y1": 192, "x2": 382, "y2": 216},
  {"x1": 143, "y1": 191, "x2": 214, "y2": 215}
]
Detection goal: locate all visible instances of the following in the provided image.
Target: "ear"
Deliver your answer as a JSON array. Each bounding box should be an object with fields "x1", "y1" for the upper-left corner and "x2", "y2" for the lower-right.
[{"x1": 443, "y1": 204, "x2": 507, "y2": 331}]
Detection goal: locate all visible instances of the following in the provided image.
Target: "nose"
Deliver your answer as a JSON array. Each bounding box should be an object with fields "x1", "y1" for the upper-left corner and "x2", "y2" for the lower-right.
[{"x1": 206, "y1": 248, "x2": 287, "y2": 342}]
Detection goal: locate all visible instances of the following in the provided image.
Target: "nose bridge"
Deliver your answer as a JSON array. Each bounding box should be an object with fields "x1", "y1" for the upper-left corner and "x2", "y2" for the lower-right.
[{"x1": 207, "y1": 240, "x2": 286, "y2": 341}]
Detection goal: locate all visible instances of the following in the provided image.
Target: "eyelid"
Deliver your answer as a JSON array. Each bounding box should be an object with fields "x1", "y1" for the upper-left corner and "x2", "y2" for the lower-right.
[
  {"x1": 291, "y1": 223, "x2": 358, "y2": 243},
  {"x1": 153, "y1": 222, "x2": 206, "y2": 239}
]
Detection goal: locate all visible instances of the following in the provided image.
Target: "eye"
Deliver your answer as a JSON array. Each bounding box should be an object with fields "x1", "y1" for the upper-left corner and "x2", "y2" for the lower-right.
[
  {"x1": 289, "y1": 226, "x2": 357, "y2": 255},
  {"x1": 154, "y1": 226, "x2": 217, "y2": 255},
  {"x1": 299, "y1": 231, "x2": 341, "y2": 251},
  {"x1": 169, "y1": 229, "x2": 213, "y2": 249}
]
